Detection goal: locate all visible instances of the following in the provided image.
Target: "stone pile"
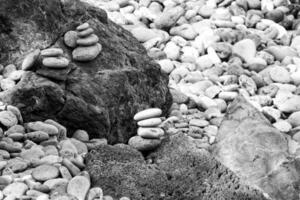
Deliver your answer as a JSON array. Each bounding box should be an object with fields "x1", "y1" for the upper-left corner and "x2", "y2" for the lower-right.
[
  {"x1": 0, "y1": 64, "x2": 24, "y2": 91},
  {"x1": 129, "y1": 108, "x2": 165, "y2": 151},
  {"x1": 0, "y1": 100, "x2": 133, "y2": 200},
  {"x1": 41, "y1": 48, "x2": 70, "y2": 70},
  {"x1": 64, "y1": 22, "x2": 102, "y2": 62}
]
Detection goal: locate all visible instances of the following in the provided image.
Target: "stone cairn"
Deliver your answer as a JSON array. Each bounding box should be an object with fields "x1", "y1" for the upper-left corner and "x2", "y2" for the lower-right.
[
  {"x1": 64, "y1": 22, "x2": 102, "y2": 62},
  {"x1": 41, "y1": 48, "x2": 70, "y2": 69},
  {"x1": 129, "y1": 108, "x2": 165, "y2": 152}
]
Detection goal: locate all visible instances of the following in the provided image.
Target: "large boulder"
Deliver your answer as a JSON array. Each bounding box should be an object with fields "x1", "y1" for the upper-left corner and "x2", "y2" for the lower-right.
[
  {"x1": 213, "y1": 95, "x2": 300, "y2": 200},
  {"x1": 0, "y1": 0, "x2": 171, "y2": 143},
  {"x1": 86, "y1": 133, "x2": 267, "y2": 200}
]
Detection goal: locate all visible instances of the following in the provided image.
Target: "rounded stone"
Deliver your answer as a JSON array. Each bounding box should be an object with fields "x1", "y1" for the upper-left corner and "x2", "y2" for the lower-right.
[
  {"x1": 265, "y1": 9, "x2": 284, "y2": 23},
  {"x1": 137, "y1": 127, "x2": 164, "y2": 139},
  {"x1": 76, "y1": 34, "x2": 99, "y2": 46},
  {"x1": 137, "y1": 118, "x2": 162, "y2": 127},
  {"x1": 26, "y1": 131, "x2": 50, "y2": 143},
  {"x1": 27, "y1": 121, "x2": 59, "y2": 136},
  {"x1": 1, "y1": 78, "x2": 16, "y2": 91},
  {"x1": 288, "y1": 111, "x2": 300, "y2": 127},
  {"x1": 0, "y1": 111, "x2": 18, "y2": 128},
  {"x1": 269, "y1": 66, "x2": 290, "y2": 83},
  {"x1": 78, "y1": 28, "x2": 94, "y2": 38},
  {"x1": 72, "y1": 129, "x2": 89, "y2": 142},
  {"x1": 76, "y1": 22, "x2": 90, "y2": 31},
  {"x1": 232, "y1": 39, "x2": 256, "y2": 63},
  {"x1": 8, "y1": 70, "x2": 24, "y2": 81},
  {"x1": 42, "y1": 57, "x2": 70, "y2": 68},
  {"x1": 87, "y1": 187, "x2": 103, "y2": 200},
  {"x1": 64, "y1": 31, "x2": 79, "y2": 48},
  {"x1": 128, "y1": 135, "x2": 161, "y2": 151},
  {"x1": 32, "y1": 164, "x2": 59, "y2": 182},
  {"x1": 3, "y1": 182, "x2": 28, "y2": 198},
  {"x1": 134, "y1": 108, "x2": 162, "y2": 121},
  {"x1": 72, "y1": 43, "x2": 102, "y2": 62},
  {"x1": 41, "y1": 48, "x2": 64, "y2": 57},
  {"x1": 130, "y1": 27, "x2": 160, "y2": 43},
  {"x1": 22, "y1": 49, "x2": 41, "y2": 71},
  {"x1": 67, "y1": 176, "x2": 91, "y2": 200}
]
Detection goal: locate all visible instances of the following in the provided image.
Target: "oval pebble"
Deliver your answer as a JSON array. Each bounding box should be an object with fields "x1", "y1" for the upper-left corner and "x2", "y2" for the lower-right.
[
  {"x1": 26, "y1": 131, "x2": 50, "y2": 143},
  {"x1": 27, "y1": 121, "x2": 59, "y2": 136},
  {"x1": 64, "y1": 31, "x2": 78, "y2": 48},
  {"x1": 76, "y1": 23, "x2": 90, "y2": 31},
  {"x1": 32, "y1": 164, "x2": 59, "y2": 182},
  {"x1": 41, "y1": 48, "x2": 63, "y2": 57},
  {"x1": 42, "y1": 57, "x2": 69, "y2": 68},
  {"x1": 78, "y1": 28, "x2": 94, "y2": 37},
  {"x1": 134, "y1": 108, "x2": 162, "y2": 121},
  {"x1": 22, "y1": 49, "x2": 40, "y2": 71},
  {"x1": 72, "y1": 43, "x2": 102, "y2": 62},
  {"x1": 137, "y1": 127, "x2": 164, "y2": 139},
  {"x1": 137, "y1": 118, "x2": 162, "y2": 127},
  {"x1": 76, "y1": 34, "x2": 99, "y2": 46},
  {"x1": 128, "y1": 136, "x2": 161, "y2": 151}
]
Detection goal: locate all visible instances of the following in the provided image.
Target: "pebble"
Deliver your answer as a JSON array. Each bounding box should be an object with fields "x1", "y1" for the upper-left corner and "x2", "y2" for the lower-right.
[
  {"x1": 3, "y1": 182, "x2": 28, "y2": 198},
  {"x1": 128, "y1": 136, "x2": 161, "y2": 151},
  {"x1": 22, "y1": 49, "x2": 41, "y2": 71},
  {"x1": 76, "y1": 23, "x2": 90, "y2": 31},
  {"x1": 137, "y1": 127, "x2": 164, "y2": 139},
  {"x1": 8, "y1": 70, "x2": 24, "y2": 81},
  {"x1": 67, "y1": 175, "x2": 91, "y2": 200},
  {"x1": 276, "y1": 95, "x2": 300, "y2": 113},
  {"x1": 42, "y1": 57, "x2": 70, "y2": 68},
  {"x1": 130, "y1": 27, "x2": 160, "y2": 42},
  {"x1": 64, "y1": 31, "x2": 79, "y2": 48},
  {"x1": 154, "y1": 6, "x2": 185, "y2": 29},
  {"x1": 137, "y1": 118, "x2": 162, "y2": 127},
  {"x1": 41, "y1": 48, "x2": 64, "y2": 57},
  {"x1": 232, "y1": 39, "x2": 256, "y2": 63},
  {"x1": 1, "y1": 79, "x2": 16, "y2": 91},
  {"x1": 134, "y1": 108, "x2": 162, "y2": 121},
  {"x1": 72, "y1": 43, "x2": 102, "y2": 62},
  {"x1": 157, "y1": 59, "x2": 174, "y2": 74},
  {"x1": 288, "y1": 111, "x2": 300, "y2": 127},
  {"x1": 76, "y1": 34, "x2": 99, "y2": 46},
  {"x1": 78, "y1": 28, "x2": 94, "y2": 37},
  {"x1": 27, "y1": 121, "x2": 59, "y2": 136},
  {"x1": 0, "y1": 111, "x2": 18, "y2": 128},
  {"x1": 265, "y1": 46, "x2": 298, "y2": 61},
  {"x1": 87, "y1": 187, "x2": 103, "y2": 200},
  {"x1": 72, "y1": 130, "x2": 89, "y2": 142},
  {"x1": 32, "y1": 164, "x2": 60, "y2": 182},
  {"x1": 269, "y1": 66, "x2": 291, "y2": 83},
  {"x1": 3, "y1": 64, "x2": 16, "y2": 78}
]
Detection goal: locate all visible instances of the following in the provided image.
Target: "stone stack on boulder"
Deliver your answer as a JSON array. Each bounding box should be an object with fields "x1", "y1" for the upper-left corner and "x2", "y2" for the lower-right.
[
  {"x1": 128, "y1": 108, "x2": 165, "y2": 152},
  {"x1": 64, "y1": 22, "x2": 103, "y2": 62}
]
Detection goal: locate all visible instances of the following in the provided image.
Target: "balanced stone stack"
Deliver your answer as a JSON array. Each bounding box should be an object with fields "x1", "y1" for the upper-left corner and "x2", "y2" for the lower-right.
[
  {"x1": 129, "y1": 108, "x2": 165, "y2": 151},
  {"x1": 64, "y1": 22, "x2": 102, "y2": 62}
]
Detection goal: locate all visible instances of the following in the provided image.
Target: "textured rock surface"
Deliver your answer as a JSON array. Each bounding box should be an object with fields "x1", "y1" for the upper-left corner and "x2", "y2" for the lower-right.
[
  {"x1": 0, "y1": 0, "x2": 171, "y2": 144},
  {"x1": 86, "y1": 134, "x2": 267, "y2": 200},
  {"x1": 213, "y1": 95, "x2": 300, "y2": 200}
]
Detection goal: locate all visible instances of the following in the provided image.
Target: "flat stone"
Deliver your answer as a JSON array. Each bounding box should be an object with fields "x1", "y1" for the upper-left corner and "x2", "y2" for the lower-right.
[
  {"x1": 3, "y1": 182, "x2": 28, "y2": 198},
  {"x1": 189, "y1": 119, "x2": 209, "y2": 128},
  {"x1": 78, "y1": 28, "x2": 94, "y2": 38},
  {"x1": 72, "y1": 43, "x2": 102, "y2": 62},
  {"x1": 5, "y1": 158, "x2": 28, "y2": 173},
  {"x1": 130, "y1": 27, "x2": 160, "y2": 43},
  {"x1": 0, "y1": 111, "x2": 18, "y2": 127},
  {"x1": 64, "y1": 31, "x2": 78, "y2": 48},
  {"x1": 273, "y1": 120, "x2": 292, "y2": 133},
  {"x1": 76, "y1": 34, "x2": 99, "y2": 46},
  {"x1": 44, "y1": 119, "x2": 67, "y2": 141},
  {"x1": 265, "y1": 46, "x2": 298, "y2": 61},
  {"x1": 137, "y1": 127, "x2": 164, "y2": 139},
  {"x1": 43, "y1": 178, "x2": 69, "y2": 190},
  {"x1": 169, "y1": 24, "x2": 197, "y2": 40},
  {"x1": 26, "y1": 131, "x2": 50, "y2": 143},
  {"x1": 0, "y1": 141, "x2": 21, "y2": 153},
  {"x1": 43, "y1": 145, "x2": 59, "y2": 156},
  {"x1": 134, "y1": 108, "x2": 162, "y2": 121},
  {"x1": 137, "y1": 118, "x2": 162, "y2": 127},
  {"x1": 128, "y1": 135, "x2": 161, "y2": 151},
  {"x1": 22, "y1": 49, "x2": 41, "y2": 70},
  {"x1": 62, "y1": 158, "x2": 81, "y2": 176},
  {"x1": 42, "y1": 57, "x2": 69, "y2": 68},
  {"x1": 27, "y1": 121, "x2": 59, "y2": 136},
  {"x1": 269, "y1": 66, "x2": 290, "y2": 83},
  {"x1": 76, "y1": 23, "x2": 90, "y2": 31},
  {"x1": 232, "y1": 39, "x2": 256, "y2": 63},
  {"x1": 21, "y1": 146, "x2": 45, "y2": 162},
  {"x1": 41, "y1": 48, "x2": 64, "y2": 57},
  {"x1": 32, "y1": 164, "x2": 59, "y2": 182},
  {"x1": 67, "y1": 176, "x2": 91, "y2": 200}
]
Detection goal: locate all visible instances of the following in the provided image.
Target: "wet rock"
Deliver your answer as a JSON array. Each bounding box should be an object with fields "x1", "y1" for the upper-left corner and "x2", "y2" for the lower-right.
[{"x1": 128, "y1": 135, "x2": 161, "y2": 151}]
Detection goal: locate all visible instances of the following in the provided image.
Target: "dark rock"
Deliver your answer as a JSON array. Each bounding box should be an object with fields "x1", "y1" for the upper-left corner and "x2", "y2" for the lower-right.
[
  {"x1": 213, "y1": 95, "x2": 300, "y2": 200},
  {"x1": 0, "y1": 0, "x2": 171, "y2": 144},
  {"x1": 86, "y1": 134, "x2": 267, "y2": 200}
]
